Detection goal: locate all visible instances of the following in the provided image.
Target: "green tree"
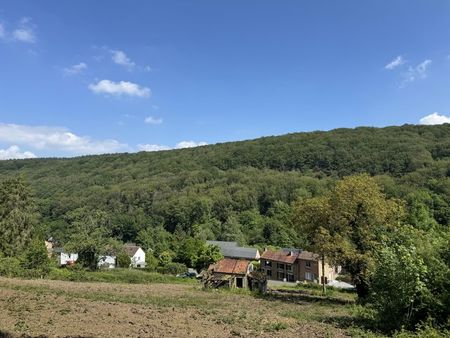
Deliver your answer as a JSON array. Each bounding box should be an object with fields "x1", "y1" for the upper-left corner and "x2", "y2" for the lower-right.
[
  {"x1": 116, "y1": 251, "x2": 131, "y2": 268},
  {"x1": 0, "y1": 176, "x2": 39, "y2": 257},
  {"x1": 293, "y1": 174, "x2": 404, "y2": 298},
  {"x1": 65, "y1": 208, "x2": 120, "y2": 270},
  {"x1": 21, "y1": 237, "x2": 51, "y2": 275}
]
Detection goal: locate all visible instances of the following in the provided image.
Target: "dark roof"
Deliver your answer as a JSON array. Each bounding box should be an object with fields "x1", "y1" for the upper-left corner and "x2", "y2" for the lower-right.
[
  {"x1": 206, "y1": 240, "x2": 260, "y2": 260},
  {"x1": 124, "y1": 244, "x2": 140, "y2": 257},
  {"x1": 261, "y1": 250, "x2": 299, "y2": 264},
  {"x1": 208, "y1": 258, "x2": 250, "y2": 275},
  {"x1": 298, "y1": 250, "x2": 320, "y2": 261},
  {"x1": 261, "y1": 249, "x2": 320, "y2": 263}
]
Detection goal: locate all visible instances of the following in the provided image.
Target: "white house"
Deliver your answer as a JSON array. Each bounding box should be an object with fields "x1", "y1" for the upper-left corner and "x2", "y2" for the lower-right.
[
  {"x1": 97, "y1": 255, "x2": 116, "y2": 269},
  {"x1": 124, "y1": 244, "x2": 146, "y2": 268},
  {"x1": 53, "y1": 248, "x2": 78, "y2": 266}
]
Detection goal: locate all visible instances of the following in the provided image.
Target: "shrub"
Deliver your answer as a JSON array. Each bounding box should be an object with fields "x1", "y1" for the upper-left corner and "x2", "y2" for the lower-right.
[
  {"x1": 157, "y1": 262, "x2": 187, "y2": 275},
  {"x1": 116, "y1": 252, "x2": 131, "y2": 268},
  {"x1": 0, "y1": 257, "x2": 23, "y2": 277}
]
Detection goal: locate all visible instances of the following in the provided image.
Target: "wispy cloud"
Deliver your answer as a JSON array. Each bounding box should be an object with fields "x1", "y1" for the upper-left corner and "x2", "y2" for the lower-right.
[
  {"x1": 419, "y1": 112, "x2": 450, "y2": 125},
  {"x1": 63, "y1": 62, "x2": 87, "y2": 76},
  {"x1": 0, "y1": 23, "x2": 5, "y2": 39},
  {"x1": 111, "y1": 50, "x2": 135, "y2": 69},
  {"x1": 12, "y1": 17, "x2": 36, "y2": 43},
  {"x1": 89, "y1": 79, "x2": 151, "y2": 98},
  {"x1": 385, "y1": 56, "x2": 405, "y2": 70},
  {"x1": 144, "y1": 116, "x2": 163, "y2": 125},
  {"x1": 0, "y1": 145, "x2": 36, "y2": 160},
  {"x1": 0, "y1": 123, "x2": 127, "y2": 155},
  {"x1": 401, "y1": 59, "x2": 432, "y2": 86}
]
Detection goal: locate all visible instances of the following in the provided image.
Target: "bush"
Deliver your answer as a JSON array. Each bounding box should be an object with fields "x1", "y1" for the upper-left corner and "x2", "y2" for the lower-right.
[
  {"x1": 0, "y1": 257, "x2": 23, "y2": 277},
  {"x1": 116, "y1": 252, "x2": 131, "y2": 268},
  {"x1": 20, "y1": 238, "x2": 51, "y2": 276},
  {"x1": 157, "y1": 262, "x2": 187, "y2": 275}
]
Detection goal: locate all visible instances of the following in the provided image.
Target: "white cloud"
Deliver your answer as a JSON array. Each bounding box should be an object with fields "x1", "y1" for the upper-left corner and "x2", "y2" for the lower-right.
[
  {"x1": 385, "y1": 56, "x2": 405, "y2": 70},
  {"x1": 12, "y1": 28, "x2": 35, "y2": 43},
  {"x1": 0, "y1": 145, "x2": 36, "y2": 160},
  {"x1": 144, "y1": 116, "x2": 163, "y2": 125},
  {"x1": 63, "y1": 62, "x2": 87, "y2": 76},
  {"x1": 137, "y1": 144, "x2": 171, "y2": 152},
  {"x1": 137, "y1": 140, "x2": 208, "y2": 152},
  {"x1": 111, "y1": 50, "x2": 135, "y2": 68},
  {"x1": 419, "y1": 112, "x2": 450, "y2": 125},
  {"x1": 11, "y1": 17, "x2": 36, "y2": 43},
  {"x1": 402, "y1": 59, "x2": 432, "y2": 86},
  {"x1": 175, "y1": 141, "x2": 208, "y2": 149},
  {"x1": 89, "y1": 80, "x2": 151, "y2": 98},
  {"x1": 0, "y1": 123, "x2": 127, "y2": 155}
]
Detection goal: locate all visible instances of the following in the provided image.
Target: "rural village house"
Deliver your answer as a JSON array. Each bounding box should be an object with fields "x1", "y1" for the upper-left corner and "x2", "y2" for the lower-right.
[
  {"x1": 261, "y1": 248, "x2": 340, "y2": 284},
  {"x1": 124, "y1": 243, "x2": 146, "y2": 268},
  {"x1": 53, "y1": 247, "x2": 78, "y2": 266},
  {"x1": 97, "y1": 255, "x2": 116, "y2": 269}
]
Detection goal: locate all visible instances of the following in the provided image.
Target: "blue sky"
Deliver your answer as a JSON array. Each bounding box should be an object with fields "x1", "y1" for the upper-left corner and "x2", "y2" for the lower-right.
[{"x1": 1, "y1": 1, "x2": 450, "y2": 159}]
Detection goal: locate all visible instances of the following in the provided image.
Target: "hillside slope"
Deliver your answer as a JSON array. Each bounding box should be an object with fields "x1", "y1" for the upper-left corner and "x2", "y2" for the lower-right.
[{"x1": 0, "y1": 124, "x2": 449, "y2": 246}]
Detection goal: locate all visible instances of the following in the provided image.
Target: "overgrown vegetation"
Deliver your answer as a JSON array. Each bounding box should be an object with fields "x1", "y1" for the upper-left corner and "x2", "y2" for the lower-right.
[{"x1": 0, "y1": 124, "x2": 449, "y2": 335}]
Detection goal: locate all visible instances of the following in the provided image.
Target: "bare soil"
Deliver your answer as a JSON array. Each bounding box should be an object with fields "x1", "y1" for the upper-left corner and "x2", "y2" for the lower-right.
[{"x1": 0, "y1": 277, "x2": 352, "y2": 338}]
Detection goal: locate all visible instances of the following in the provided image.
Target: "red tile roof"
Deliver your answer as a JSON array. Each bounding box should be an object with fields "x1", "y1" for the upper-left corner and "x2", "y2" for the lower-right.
[
  {"x1": 208, "y1": 258, "x2": 250, "y2": 275},
  {"x1": 260, "y1": 250, "x2": 299, "y2": 264}
]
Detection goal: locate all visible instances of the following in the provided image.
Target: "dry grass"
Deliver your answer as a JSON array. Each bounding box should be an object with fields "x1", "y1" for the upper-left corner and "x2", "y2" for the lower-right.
[{"x1": 0, "y1": 277, "x2": 359, "y2": 338}]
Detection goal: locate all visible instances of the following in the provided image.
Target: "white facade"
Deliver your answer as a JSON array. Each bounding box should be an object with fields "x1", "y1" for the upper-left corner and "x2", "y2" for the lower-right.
[
  {"x1": 97, "y1": 255, "x2": 116, "y2": 269},
  {"x1": 130, "y1": 248, "x2": 146, "y2": 268},
  {"x1": 58, "y1": 252, "x2": 78, "y2": 266}
]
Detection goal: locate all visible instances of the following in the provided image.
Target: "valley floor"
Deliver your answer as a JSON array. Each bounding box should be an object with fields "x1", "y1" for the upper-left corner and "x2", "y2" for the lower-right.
[{"x1": 0, "y1": 277, "x2": 360, "y2": 337}]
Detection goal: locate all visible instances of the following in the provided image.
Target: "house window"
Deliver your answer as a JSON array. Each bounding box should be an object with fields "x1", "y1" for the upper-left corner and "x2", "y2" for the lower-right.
[
  {"x1": 277, "y1": 263, "x2": 285, "y2": 270},
  {"x1": 277, "y1": 272, "x2": 285, "y2": 280},
  {"x1": 305, "y1": 272, "x2": 313, "y2": 280},
  {"x1": 305, "y1": 261, "x2": 311, "y2": 268},
  {"x1": 264, "y1": 260, "x2": 272, "y2": 267},
  {"x1": 286, "y1": 264, "x2": 292, "y2": 271},
  {"x1": 266, "y1": 269, "x2": 272, "y2": 277}
]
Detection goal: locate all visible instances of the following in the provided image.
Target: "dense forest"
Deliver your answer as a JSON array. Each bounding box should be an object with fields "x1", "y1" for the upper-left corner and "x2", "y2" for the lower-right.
[
  {"x1": 0, "y1": 123, "x2": 449, "y2": 334},
  {"x1": 0, "y1": 124, "x2": 449, "y2": 248}
]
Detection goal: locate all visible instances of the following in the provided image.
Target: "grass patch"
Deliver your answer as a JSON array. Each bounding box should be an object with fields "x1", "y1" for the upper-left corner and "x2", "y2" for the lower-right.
[
  {"x1": 263, "y1": 321, "x2": 289, "y2": 332},
  {"x1": 47, "y1": 267, "x2": 195, "y2": 285}
]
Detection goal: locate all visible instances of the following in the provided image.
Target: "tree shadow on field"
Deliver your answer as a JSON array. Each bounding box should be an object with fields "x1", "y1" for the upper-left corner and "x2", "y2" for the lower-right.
[
  {"x1": 262, "y1": 289, "x2": 355, "y2": 306},
  {"x1": 0, "y1": 331, "x2": 94, "y2": 338}
]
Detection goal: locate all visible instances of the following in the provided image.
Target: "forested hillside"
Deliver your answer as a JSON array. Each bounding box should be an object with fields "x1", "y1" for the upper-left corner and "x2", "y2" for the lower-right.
[{"x1": 0, "y1": 123, "x2": 449, "y2": 249}]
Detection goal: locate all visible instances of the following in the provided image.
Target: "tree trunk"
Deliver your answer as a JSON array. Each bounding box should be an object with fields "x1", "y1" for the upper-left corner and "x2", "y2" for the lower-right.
[{"x1": 321, "y1": 254, "x2": 326, "y2": 294}]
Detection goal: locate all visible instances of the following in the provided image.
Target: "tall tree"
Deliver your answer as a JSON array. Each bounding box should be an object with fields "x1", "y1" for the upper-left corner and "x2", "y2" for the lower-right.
[
  {"x1": 293, "y1": 174, "x2": 405, "y2": 298},
  {"x1": 65, "y1": 208, "x2": 120, "y2": 269},
  {"x1": 0, "y1": 176, "x2": 39, "y2": 257}
]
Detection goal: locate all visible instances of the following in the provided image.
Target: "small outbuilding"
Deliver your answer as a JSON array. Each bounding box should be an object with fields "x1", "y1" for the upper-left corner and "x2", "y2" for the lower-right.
[{"x1": 206, "y1": 258, "x2": 253, "y2": 289}]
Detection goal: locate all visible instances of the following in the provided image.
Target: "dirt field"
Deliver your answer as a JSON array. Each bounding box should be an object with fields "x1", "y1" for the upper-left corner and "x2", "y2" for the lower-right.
[{"x1": 0, "y1": 277, "x2": 354, "y2": 337}]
